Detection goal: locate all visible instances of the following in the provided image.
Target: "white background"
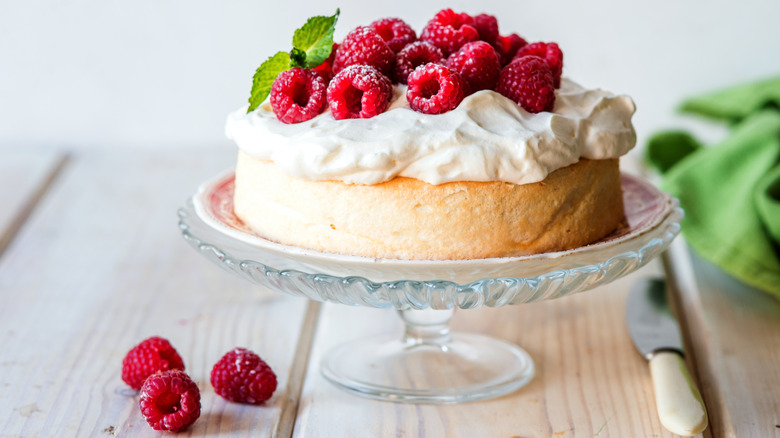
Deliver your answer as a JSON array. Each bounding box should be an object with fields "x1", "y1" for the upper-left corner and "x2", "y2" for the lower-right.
[{"x1": 2, "y1": 0, "x2": 779, "y2": 154}]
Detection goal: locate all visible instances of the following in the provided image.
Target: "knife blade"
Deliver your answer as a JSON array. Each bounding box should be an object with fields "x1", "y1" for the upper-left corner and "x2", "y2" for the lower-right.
[{"x1": 626, "y1": 277, "x2": 708, "y2": 436}]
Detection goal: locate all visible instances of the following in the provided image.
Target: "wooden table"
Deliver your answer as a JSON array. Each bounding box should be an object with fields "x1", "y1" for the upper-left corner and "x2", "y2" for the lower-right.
[{"x1": 1, "y1": 147, "x2": 778, "y2": 437}]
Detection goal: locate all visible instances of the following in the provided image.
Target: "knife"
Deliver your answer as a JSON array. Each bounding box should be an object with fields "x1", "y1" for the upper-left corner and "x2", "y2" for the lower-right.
[{"x1": 626, "y1": 277, "x2": 708, "y2": 436}]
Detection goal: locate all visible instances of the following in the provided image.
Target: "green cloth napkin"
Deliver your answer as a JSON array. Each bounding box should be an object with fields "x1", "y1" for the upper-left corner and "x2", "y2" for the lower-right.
[{"x1": 647, "y1": 76, "x2": 780, "y2": 299}]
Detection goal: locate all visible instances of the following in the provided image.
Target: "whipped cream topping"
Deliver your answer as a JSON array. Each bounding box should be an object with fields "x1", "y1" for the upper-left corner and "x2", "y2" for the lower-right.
[{"x1": 226, "y1": 78, "x2": 636, "y2": 185}]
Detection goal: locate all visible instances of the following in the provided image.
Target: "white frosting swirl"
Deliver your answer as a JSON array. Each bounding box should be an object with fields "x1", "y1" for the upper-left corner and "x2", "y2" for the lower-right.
[{"x1": 226, "y1": 78, "x2": 636, "y2": 185}]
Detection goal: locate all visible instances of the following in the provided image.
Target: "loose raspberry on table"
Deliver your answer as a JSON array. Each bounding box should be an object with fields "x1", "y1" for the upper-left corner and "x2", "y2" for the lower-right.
[
  {"x1": 122, "y1": 336, "x2": 185, "y2": 390},
  {"x1": 406, "y1": 63, "x2": 467, "y2": 114},
  {"x1": 473, "y1": 14, "x2": 499, "y2": 46},
  {"x1": 269, "y1": 68, "x2": 328, "y2": 124},
  {"x1": 394, "y1": 41, "x2": 445, "y2": 85},
  {"x1": 495, "y1": 33, "x2": 528, "y2": 66},
  {"x1": 333, "y1": 26, "x2": 395, "y2": 77},
  {"x1": 420, "y1": 9, "x2": 479, "y2": 56},
  {"x1": 210, "y1": 348, "x2": 278, "y2": 404},
  {"x1": 139, "y1": 370, "x2": 201, "y2": 433},
  {"x1": 446, "y1": 41, "x2": 501, "y2": 93},
  {"x1": 312, "y1": 43, "x2": 339, "y2": 83},
  {"x1": 327, "y1": 65, "x2": 393, "y2": 120},
  {"x1": 370, "y1": 18, "x2": 416, "y2": 53},
  {"x1": 513, "y1": 42, "x2": 563, "y2": 88},
  {"x1": 496, "y1": 55, "x2": 556, "y2": 113}
]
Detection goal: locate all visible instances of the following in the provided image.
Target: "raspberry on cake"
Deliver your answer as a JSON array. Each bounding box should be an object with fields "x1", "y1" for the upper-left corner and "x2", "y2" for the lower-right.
[
  {"x1": 406, "y1": 63, "x2": 467, "y2": 114},
  {"x1": 514, "y1": 42, "x2": 564, "y2": 88},
  {"x1": 496, "y1": 55, "x2": 556, "y2": 113},
  {"x1": 327, "y1": 65, "x2": 393, "y2": 119},
  {"x1": 270, "y1": 68, "x2": 327, "y2": 124},
  {"x1": 369, "y1": 18, "x2": 416, "y2": 53},
  {"x1": 332, "y1": 26, "x2": 395, "y2": 76},
  {"x1": 495, "y1": 33, "x2": 528, "y2": 66},
  {"x1": 446, "y1": 41, "x2": 501, "y2": 93},
  {"x1": 232, "y1": 10, "x2": 637, "y2": 260},
  {"x1": 420, "y1": 9, "x2": 479, "y2": 56},
  {"x1": 473, "y1": 13, "x2": 499, "y2": 46},
  {"x1": 394, "y1": 41, "x2": 445, "y2": 85}
]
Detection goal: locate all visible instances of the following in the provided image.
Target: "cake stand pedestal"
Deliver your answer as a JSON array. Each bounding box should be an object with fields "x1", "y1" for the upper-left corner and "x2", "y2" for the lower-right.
[
  {"x1": 179, "y1": 171, "x2": 681, "y2": 404},
  {"x1": 321, "y1": 307, "x2": 533, "y2": 403}
]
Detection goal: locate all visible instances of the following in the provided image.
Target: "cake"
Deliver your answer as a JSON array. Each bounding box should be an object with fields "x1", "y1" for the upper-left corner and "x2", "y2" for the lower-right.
[{"x1": 226, "y1": 10, "x2": 636, "y2": 260}]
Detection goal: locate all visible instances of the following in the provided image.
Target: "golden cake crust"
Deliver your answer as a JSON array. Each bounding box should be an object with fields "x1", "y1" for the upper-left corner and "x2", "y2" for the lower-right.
[{"x1": 233, "y1": 151, "x2": 625, "y2": 260}]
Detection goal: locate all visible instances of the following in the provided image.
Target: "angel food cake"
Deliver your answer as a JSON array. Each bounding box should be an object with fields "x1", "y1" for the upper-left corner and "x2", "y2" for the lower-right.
[{"x1": 227, "y1": 9, "x2": 636, "y2": 260}]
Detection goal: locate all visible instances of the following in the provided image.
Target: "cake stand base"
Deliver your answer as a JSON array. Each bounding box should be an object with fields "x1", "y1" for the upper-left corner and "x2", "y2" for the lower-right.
[{"x1": 320, "y1": 308, "x2": 534, "y2": 404}]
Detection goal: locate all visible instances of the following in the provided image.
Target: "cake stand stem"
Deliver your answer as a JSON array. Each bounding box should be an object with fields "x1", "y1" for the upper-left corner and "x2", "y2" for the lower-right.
[
  {"x1": 321, "y1": 306, "x2": 535, "y2": 404},
  {"x1": 400, "y1": 308, "x2": 453, "y2": 346}
]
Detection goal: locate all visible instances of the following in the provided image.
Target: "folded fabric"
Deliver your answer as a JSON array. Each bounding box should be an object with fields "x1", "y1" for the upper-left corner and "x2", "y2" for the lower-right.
[
  {"x1": 679, "y1": 76, "x2": 780, "y2": 123},
  {"x1": 647, "y1": 76, "x2": 780, "y2": 299}
]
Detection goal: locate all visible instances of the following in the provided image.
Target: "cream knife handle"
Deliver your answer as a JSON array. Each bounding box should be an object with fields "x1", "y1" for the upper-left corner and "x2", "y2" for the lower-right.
[{"x1": 649, "y1": 351, "x2": 708, "y2": 436}]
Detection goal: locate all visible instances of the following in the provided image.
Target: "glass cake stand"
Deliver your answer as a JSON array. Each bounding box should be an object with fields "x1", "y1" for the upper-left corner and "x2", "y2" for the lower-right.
[{"x1": 178, "y1": 171, "x2": 682, "y2": 404}]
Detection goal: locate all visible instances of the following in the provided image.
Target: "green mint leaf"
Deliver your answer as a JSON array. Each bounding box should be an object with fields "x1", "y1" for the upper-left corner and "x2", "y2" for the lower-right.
[
  {"x1": 292, "y1": 9, "x2": 340, "y2": 69},
  {"x1": 247, "y1": 51, "x2": 290, "y2": 113},
  {"x1": 289, "y1": 48, "x2": 307, "y2": 68}
]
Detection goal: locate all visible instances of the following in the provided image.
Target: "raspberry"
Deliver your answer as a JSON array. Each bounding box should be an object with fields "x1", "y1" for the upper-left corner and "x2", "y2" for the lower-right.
[
  {"x1": 210, "y1": 348, "x2": 277, "y2": 404},
  {"x1": 513, "y1": 42, "x2": 563, "y2": 88},
  {"x1": 446, "y1": 41, "x2": 501, "y2": 93},
  {"x1": 496, "y1": 56, "x2": 556, "y2": 113},
  {"x1": 495, "y1": 33, "x2": 528, "y2": 66},
  {"x1": 139, "y1": 370, "x2": 201, "y2": 433},
  {"x1": 370, "y1": 18, "x2": 416, "y2": 53},
  {"x1": 327, "y1": 65, "x2": 393, "y2": 120},
  {"x1": 270, "y1": 68, "x2": 327, "y2": 124},
  {"x1": 473, "y1": 14, "x2": 499, "y2": 45},
  {"x1": 406, "y1": 63, "x2": 467, "y2": 114},
  {"x1": 420, "y1": 9, "x2": 479, "y2": 56},
  {"x1": 394, "y1": 41, "x2": 445, "y2": 85},
  {"x1": 122, "y1": 336, "x2": 185, "y2": 390},
  {"x1": 332, "y1": 26, "x2": 395, "y2": 77},
  {"x1": 312, "y1": 43, "x2": 339, "y2": 83}
]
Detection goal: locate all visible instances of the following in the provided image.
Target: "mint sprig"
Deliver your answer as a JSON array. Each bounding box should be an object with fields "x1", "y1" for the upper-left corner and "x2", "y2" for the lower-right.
[
  {"x1": 292, "y1": 9, "x2": 340, "y2": 68},
  {"x1": 289, "y1": 48, "x2": 307, "y2": 68},
  {"x1": 248, "y1": 51, "x2": 291, "y2": 113},
  {"x1": 247, "y1": 9, "x2": 339, "y2": 113}
]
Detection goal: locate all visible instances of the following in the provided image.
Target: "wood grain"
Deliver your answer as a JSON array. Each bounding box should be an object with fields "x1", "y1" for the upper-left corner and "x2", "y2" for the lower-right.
[
  {"x1": 0, "y1": 149, "x2": 67, "y2": 257},
  {"x1": 665, "y1": 241, "x2": 780, "y2": 438},
  {"x1": 0, "y1": 149, "x2": 313, "y2": 437},
  {"x1": 293, "y1": 264, "x2": 702, "y2": 438}
]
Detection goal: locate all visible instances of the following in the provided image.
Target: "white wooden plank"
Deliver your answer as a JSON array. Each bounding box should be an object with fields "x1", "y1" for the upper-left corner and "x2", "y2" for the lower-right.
[
  {"x1": 293, "y1": 264, "x2": 702, "y2": 437},
  {"x1": 665, "y1": 241, "x2": 780, "y2": 438},
  {"x1": 0, "y1": 148, "x2": 312, "y2": 437},
  {"x1": 0, "y1": 148, "x2": 66, "y2": 256}
]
